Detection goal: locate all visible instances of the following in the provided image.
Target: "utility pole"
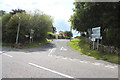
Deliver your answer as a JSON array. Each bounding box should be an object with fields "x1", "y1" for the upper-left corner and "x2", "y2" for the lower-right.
[
  {"x1": 70, "y1": 26, "x2": 72, "y2": 41},
  {"x1": 16, "y1": 16, "x2": 20, "y2": 44},
  {"x1": 29, "y1": 29, "x2": 34, "y2": 43}
]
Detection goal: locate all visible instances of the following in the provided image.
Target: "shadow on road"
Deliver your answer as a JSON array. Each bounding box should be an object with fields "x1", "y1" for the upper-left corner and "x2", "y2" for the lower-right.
[{"x1": 2, "y1": 42, "x2": 56, "y2": 53}]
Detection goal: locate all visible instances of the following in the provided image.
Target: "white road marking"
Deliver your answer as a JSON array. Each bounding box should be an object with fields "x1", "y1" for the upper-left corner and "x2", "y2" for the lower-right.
[
  {"x1": 105, "y1": 65, "x2": 115, "y2": 69},
  {"x1": 29, "y1": 62, "x2": 74, "y2": 78},
  {"x1": 79, "y1": 60, "x2": 88, "y2": 63},
  {"x1": 3, "y1": 53, "x2": 13, "y2": 57},
  {"x1": 48, "y1": 55, "x2": 116, "y2": 69},
  {"x1": 92, "y1": 62, "x2": 103, "y2": 66},
  {"x1": 60, "y1": 47, "x2": 67, "y2": 51},
  {"x1": 48, "y1": 48, "x2": 56, "y2": 56}
]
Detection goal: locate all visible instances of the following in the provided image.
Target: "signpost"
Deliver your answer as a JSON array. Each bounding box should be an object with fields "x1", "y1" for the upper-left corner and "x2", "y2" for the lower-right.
[
  {"x1": 91, "y1": 27, "x2": 101, "y2": 50},
  {"x1": 29, "y1": 29, "x2": 34, "y2": 43}
]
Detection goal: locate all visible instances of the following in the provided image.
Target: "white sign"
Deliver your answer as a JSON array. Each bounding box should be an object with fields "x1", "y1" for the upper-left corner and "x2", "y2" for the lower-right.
[
  {"x1": 91, "y1": 34, "x2": 100, "y2": 39},
  {"x1": 91, "y1": 27, "x2": 101, "y2": 39},
  {"x1": 92, "y1": 27, "x2": 100, "y2": 34}
]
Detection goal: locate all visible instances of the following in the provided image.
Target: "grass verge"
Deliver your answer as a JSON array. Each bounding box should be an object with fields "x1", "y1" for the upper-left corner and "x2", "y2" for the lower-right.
[{"x1": 68, "y1": 38, "x2": 120, "y2": 64}]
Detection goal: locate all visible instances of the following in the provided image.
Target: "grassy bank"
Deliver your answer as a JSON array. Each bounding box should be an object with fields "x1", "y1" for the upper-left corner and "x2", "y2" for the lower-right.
[
  {"x1": 68, "y1": 38, "x2": 120, "y2": 64},
  {"x1": 2, "y1": 38, "x2": 54, "y2": 49}
]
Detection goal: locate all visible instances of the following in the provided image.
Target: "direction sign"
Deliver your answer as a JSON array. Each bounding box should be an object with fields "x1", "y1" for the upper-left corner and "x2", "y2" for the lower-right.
[{"x1": 91, "y1": 27, "x2": 101, "y2": 39}]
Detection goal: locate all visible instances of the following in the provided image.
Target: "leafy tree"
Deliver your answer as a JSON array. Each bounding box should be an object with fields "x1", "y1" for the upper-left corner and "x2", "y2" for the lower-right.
[
  {"x1": 29, "y1": 12, "x2": 53, "y2": 42},
  {"x1": 2, "y1": 13, "x2": 12, "y2": 43},
  {"x1": 2, "y1": 13, "x2": 30, "y2": 43},
  {"x1": 2, "y1": 10, "x2": 53, "y2": 44},
  {"x1": 70, "y1": 2, "x2": 120, "y2": 48},
  {"x1": 58, "y1": 34, "x2": 65, "y2": 39},
  {"x1": 64, "y1": 31, "x2": 73, "y2": 39},
  {"x1": 47, "y1": 32, "x2": 56, "y2": 39},
  {"x1": 10, "y1": 9, "x2": 26, "y2": 15},
  {"x1": 0, "y1": 10, "x2": 6, "y2": 16}
]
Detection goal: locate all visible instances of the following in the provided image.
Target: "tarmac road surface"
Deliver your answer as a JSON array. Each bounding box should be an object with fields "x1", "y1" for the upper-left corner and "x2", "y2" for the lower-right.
[{"x1": 1, "y1": 39, "x2": 118, "y2": 79}]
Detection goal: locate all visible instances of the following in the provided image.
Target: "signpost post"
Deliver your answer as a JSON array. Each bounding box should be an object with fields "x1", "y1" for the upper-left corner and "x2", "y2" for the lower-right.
[
  {"x1": 29, "y1": 29, "x2": 34, "y2": 43},
  {"x1": 91, "y1": 38, "x2": 95, "y2": 49}
]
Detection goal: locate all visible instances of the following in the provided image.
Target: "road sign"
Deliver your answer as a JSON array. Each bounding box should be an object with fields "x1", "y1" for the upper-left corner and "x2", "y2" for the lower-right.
[
  {"x1": 91, "y1": 34, "x2": 100, "y2": 39},
  {"x1": 91, "y1": 27, "x2": 101, "y2": 39},
  {"x1": 91, "y1": 27, "x2": 101, "y2": 50},
  {"x1": 92, "y1": 27, "x2": 100, "y2": 34}
]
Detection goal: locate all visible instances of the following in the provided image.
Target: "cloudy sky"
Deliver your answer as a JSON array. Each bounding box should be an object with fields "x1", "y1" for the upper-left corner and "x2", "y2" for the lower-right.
[{"x1": 0, "y1": 0, "x2": 80, "y2": 37}]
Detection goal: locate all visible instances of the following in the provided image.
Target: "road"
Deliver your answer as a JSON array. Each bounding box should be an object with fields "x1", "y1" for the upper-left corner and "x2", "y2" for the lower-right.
[{"x1": 1, "y1": 39, "x2": 119, "y2": 79}]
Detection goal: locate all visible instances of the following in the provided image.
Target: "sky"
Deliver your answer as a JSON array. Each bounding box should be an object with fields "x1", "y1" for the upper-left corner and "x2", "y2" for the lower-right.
[{"x1": 0, "y1": 0, "x2": 80, "y2": 37}]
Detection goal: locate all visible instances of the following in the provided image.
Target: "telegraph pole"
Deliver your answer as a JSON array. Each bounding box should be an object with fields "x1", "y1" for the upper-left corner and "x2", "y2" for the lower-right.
[
  {"x1": 70, "y1": 26, "x2": 72, "y2": 41},
  {"x1": 16, "y1": 16, "x2": 20, "y2": 44}
]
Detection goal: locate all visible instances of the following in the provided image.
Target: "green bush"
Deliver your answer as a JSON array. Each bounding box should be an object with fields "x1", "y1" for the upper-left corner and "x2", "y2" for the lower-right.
[
  {"x1": 47, "y1": 32, "x2": 56, "y2": 39},
  {"x1": 58, "y1": 35, "x2": 65, "y2": 39},
  {"x1": 2, "y1": 11, "x2": 53, "y2": 44}
]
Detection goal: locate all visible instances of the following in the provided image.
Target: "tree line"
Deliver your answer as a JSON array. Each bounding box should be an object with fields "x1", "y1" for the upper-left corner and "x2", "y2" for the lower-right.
[
  {"x1": 47, "y1": 31, "x2": 73, "y2": 39},
  {"x1": 69, "y1": 2, "x2": 120, "y2": 48},
  {"x1": 2, "y1": 9, "x2": 53, "y2": 44}
]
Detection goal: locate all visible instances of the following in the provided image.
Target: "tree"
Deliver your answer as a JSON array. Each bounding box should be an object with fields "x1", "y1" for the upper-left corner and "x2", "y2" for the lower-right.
[
  {"x1": 10, "y1": 9, "x2": 26, "y2": 15},
  {"x1": 47, "y1": 32, "x2": 56, "y2": 39},
  {"x1": 64, "y1": 31, "x2": 73, "y2": 39},
  {"x1": 69, "y1": 2, "x2": 120, "y2": 48},
  {"x1": 29, "y1": 11, "x2": 53, "y2": 42},
  {"x1": 2, "y1": 10, "x2": 53, "y2": 44},
  {"x1": 2, "y1": 13, "x2": 30, "y2": 43}
]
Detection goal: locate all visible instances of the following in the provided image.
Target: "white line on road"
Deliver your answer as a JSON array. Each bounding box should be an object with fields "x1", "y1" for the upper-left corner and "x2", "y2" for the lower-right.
[
  {"x1": 60, "y1": 47, "x2": 67, "y2": 51},
  {"x1": 92, "y1": 62, "x2": 103, "y2": 66},
  {"x1": 105, "y1": 65, "x2": 115, "y2": 69},
  {"x1": 79, "y1": 60, "x2": 87, "y2": 63},
  {"x1": 3, "y1": 53, "x2": 13, "y2": 57},
  {"x1": 48, "y1": 48, "x2": 56, "y2": 56},
  {"x1": 29, "y1": 62, "x2": 74, "y2": 78}
]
